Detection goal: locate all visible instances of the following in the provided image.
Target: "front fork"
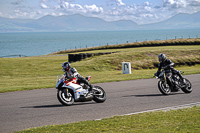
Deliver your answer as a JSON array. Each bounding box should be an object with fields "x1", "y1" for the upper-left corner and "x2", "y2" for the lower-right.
[
  {"x1": 63, "y1": 88, "x2": 69, "y2": 98},
  {"x1": 163, "y1": 73, "x2": 168, "y2": 87}
]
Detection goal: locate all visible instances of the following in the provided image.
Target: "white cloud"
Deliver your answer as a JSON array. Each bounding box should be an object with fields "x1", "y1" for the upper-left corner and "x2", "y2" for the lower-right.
[
  {"x1": 115, "y1": 0, "x2": 125, "y2": 6},
  {"x1": 144, "y1": 1, "x2": 151, "y2": 6},
  {"x1": 85, "y1": 4, "x2": 103, "y2": 14},
  {"x1": 70, "y1": 4, "x2": 83, "y2": 10},
  {"x1": 40, "y1": 3, "x2": 49, "y2": 9},
  {"x1": 164, "y1": 0, "x2": 187, "y2": 9},
  {"x1": 55, "y1": 1, "x2": 103, "y2": 15},
  {"x1": 58, "y1": 1, "x2": 69, "y2": 9}
]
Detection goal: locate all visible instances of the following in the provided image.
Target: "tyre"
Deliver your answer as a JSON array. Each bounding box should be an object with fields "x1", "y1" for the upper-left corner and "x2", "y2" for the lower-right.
[
  {"x1": 158, "y1": 80, "x2": 171, "y2": 95},
  {"x1": 93, "y1": 86, "x2": 106, "y2": 103},
  {"x1": 181, "y1": 78, "x2": 192, "y2": 93},
  {"x1": 57, "y1": 89, "x2": 74, "y2": 106}
]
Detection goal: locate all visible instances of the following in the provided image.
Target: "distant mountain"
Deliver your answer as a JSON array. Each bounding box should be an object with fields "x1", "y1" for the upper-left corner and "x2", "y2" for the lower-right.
[
  {"x1": 141, "y1": 12, "x2": 200, "y2": 29},
  {"x1": 24, "y1": 14, "x2": 138, "y2": 31},
  {"x1": 0, "y1": 12, "x2": 199, "y2": 32},
  {"x1": 0, "y1": 17, "x2": 34, "y2": 32}
]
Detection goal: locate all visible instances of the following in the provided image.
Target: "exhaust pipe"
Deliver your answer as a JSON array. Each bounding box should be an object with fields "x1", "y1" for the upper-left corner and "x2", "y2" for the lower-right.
[
  {"x1": 85, "y1": 94, "x2": 93, "y2": 101},
  {"x1": 77, "y1": 95, "x2": 93, "y2": 102}
]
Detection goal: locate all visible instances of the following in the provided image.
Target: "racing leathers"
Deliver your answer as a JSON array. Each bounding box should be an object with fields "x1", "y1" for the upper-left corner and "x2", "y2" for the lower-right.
[
  {"x1": 155, "y1": 59, "x2": 184, "y2": 80},
  {"x1": 65, "y1": 67, "x2": 93, "y2": 92}
]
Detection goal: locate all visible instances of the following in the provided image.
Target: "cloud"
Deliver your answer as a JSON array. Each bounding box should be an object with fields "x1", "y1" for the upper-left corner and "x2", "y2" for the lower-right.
[
  {"x1": 70, "y1": 4, "x2": 84, "y2": 10},
  {"x1": 163, "y1": 0, "x2": 200, "y2": 9},
  {"x1": 84, "y1": 4, "x2": 103, "y2": 14},
  {"x1": 163, "y1": 0, "x2": 187, "y2": 9},
  {"x1": 56, "y1": 1, "x2": 103, "y2": 15},
  {"x1": 40, "y1": 3, "x2": 49, "y2": 9},
  {"x1": 115, "y1": 0, "x2": 125, "y2": 6},
  {"x1": 56, "y1": 1, "x2": 83, "y2": 10},
  {"x1": 189, "y1": 0, "x2": 200, "y2": 6}
]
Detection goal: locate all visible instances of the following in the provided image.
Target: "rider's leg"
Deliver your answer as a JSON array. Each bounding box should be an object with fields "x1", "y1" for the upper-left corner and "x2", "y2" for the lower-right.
[
  {"x1": 172, "y1": 68, "x2": 185, "y2": 83},
  {"x1": 77, "y1": 75, "x2": 93, "y2": 92}
]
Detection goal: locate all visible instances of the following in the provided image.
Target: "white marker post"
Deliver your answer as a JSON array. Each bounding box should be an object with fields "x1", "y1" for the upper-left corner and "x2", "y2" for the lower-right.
[{"x1": 122, "y1": 62, "x2": 131, "y2": 74}]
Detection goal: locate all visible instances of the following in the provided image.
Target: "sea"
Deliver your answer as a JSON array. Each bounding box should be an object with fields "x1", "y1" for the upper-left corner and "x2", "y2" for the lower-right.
[{"x1": 0, "y1": 29, "x2": 200, "y2": 57}]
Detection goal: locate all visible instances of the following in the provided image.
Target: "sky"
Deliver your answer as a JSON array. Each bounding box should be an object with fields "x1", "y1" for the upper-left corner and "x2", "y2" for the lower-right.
[{"x1": 0, "y1": 0, "x2": 200, "y2": 24}]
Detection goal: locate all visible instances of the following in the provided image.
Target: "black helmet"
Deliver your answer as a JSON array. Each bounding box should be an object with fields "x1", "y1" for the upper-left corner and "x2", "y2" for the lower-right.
[
  {"x1": 158, "y1": 53, "x2": 166, "y2": 63},
  {"x1": 62, "y1": 62, "x2": 71, "y2": 72}
]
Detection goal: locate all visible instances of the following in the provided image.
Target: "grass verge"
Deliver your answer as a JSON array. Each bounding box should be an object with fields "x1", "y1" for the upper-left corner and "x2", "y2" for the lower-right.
[{"x1": 15, "y1": 106, "x2": 200, "y2": 133}]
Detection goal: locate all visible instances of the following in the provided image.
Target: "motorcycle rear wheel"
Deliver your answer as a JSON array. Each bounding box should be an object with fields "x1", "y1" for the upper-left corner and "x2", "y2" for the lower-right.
[
  {"x1": 158, "y1": 81, "x2": 171, "y2": 95},
  {"x1": 57, "y1": 89, "x2": 74, "y2": 106},
  {"x1": 93, "y1": 86, "x2": 106, "y2": 103},
  {"x1": 181, "y1": 78, "x2": 192, "y2": 93}
]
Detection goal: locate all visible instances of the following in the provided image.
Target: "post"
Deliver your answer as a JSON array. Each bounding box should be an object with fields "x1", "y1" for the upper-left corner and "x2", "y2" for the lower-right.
[{"x1": 122, "y1": 62, "x2": 131, "y2": 74}]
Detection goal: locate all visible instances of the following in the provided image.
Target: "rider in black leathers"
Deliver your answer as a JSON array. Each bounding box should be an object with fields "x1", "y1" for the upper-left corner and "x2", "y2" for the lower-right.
[{"x1": 155, "y1": 53, "x2": 184, "y2": 81}]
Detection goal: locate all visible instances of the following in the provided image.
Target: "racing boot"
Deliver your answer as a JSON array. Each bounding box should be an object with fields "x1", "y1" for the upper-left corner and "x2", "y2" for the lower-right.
[
  {"x1": 173, "y1": 69, "x2": 185, "y2": 85},
  {"x1": 87, "y1": 84, "x2": 94, "y2": 95}
]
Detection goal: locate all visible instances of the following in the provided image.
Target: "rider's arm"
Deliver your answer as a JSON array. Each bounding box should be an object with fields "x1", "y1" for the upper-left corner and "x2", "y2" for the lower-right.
[
  {"x1": 168, "y1": 59, "x2": 175, "y2": 67},
  {"x1": 67, "y1": 68, "x2": 79, "y2": 79},
  {"x1": 163, "y1": 59, "x2": 174, "y2": 69},
  {"x1": 155, "y1": 63, "x2": 162, "y2": 76},
  {"x1": 158, "y1": 63, "x2": 162, "y2": 71}
]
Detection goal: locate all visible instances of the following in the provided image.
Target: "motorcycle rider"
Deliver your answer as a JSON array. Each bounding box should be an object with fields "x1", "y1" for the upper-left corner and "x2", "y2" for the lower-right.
[
  {"x1": 62, "y1": 62, "x2": 93, "y2": 94},
  {"x1": 155, "y1": 53, "x2": 185, "y2": 83}
]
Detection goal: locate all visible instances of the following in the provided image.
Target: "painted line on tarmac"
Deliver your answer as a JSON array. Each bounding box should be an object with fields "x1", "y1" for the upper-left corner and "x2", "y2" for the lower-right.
[
  {"x1": 122, "y1": 102, "x2": 200, "y2": 116},
  {"x1": 95, "y1": 102, "x2": 200, "y2": 121}
]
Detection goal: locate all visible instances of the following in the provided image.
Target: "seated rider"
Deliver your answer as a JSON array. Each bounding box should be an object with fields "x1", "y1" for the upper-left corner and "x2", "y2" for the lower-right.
[
  {"x1": 62, "y1": 62, "x2": 93, "y2": 94},
  {"x1": 155, "y1": 53, "x2": 184, "y2": 82}
]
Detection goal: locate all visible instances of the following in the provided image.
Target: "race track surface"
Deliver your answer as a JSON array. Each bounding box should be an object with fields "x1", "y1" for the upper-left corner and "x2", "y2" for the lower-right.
[{"x1": 0, "y1": 74, "x2": 200, "y2": 133}]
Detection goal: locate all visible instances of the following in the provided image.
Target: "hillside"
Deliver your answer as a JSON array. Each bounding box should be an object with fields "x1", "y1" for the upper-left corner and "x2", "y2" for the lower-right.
[
  {"x1": 0, "y1": 12, "x2": 200, "y2": 32},
  {"x1": 142, "y1": 12, "x2": 200, "y2": 29}
]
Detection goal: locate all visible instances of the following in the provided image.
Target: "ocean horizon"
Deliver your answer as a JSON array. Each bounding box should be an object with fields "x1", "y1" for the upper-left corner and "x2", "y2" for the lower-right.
[{"x1": 0, "y1": 29, "x2": 200, "y2": 57}]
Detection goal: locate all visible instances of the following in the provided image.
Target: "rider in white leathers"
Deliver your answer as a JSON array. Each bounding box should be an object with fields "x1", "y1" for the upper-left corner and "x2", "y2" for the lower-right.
[{"x1": 62, "y1": 62, "x2": 93, "y2": 94}]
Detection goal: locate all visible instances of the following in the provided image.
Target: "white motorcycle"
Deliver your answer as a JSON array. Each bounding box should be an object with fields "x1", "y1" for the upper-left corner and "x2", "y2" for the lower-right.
[{"x1": 56, "y1": 74, "x2": 106, "y2": 106}]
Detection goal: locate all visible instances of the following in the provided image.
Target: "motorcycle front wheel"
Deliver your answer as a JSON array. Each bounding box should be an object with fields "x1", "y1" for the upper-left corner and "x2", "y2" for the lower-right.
[
  {"x1": 93, "y1": 86, "x2": 106, "y2": 103},
  {"x1": 57, "y1": 89, "x2": 74, "y2": 106},
  {"x1": 158, "y1": 80, "x2": 171, "y2": 95},
  {"x1": 181, "y1": 78, "x2": 192, "y2": 93}
]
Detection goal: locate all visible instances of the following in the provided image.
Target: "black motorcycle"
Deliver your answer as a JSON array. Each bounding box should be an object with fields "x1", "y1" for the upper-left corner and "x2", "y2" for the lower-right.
[{"x1": 154, "y1": 69, "x2": 192, "y2": 95}]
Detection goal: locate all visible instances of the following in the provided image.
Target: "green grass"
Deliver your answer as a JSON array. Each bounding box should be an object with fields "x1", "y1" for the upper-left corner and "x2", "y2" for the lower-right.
[
  {"x1": 0, "y1": 45, "x2": 200, "y2": 93},
  {"x1": 15, "y1": 106, "x2": 200, "y2": 133}
]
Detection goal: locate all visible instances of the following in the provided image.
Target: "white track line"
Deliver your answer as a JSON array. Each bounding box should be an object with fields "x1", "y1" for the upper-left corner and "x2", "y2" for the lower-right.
[
  {"x1": 123, "y1": 102, "x2": 200, "y2": 116},
  {"x1": 96, "y1": 102, "x2": 200, "y2": 121}
]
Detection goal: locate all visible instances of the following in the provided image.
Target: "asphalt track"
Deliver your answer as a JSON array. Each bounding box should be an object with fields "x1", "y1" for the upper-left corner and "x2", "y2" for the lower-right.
[{"x1": 0, "y1": 74, "x2": 200, "y2": 133}]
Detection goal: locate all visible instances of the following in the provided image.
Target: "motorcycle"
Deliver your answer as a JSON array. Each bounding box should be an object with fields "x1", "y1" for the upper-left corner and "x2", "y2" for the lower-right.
[
  {"x1": 56, "y1": 74, "x2": 106, "y2": 106},
  {"x1": 154, "y1": 69, "x2": 192, "y2": 95}
]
